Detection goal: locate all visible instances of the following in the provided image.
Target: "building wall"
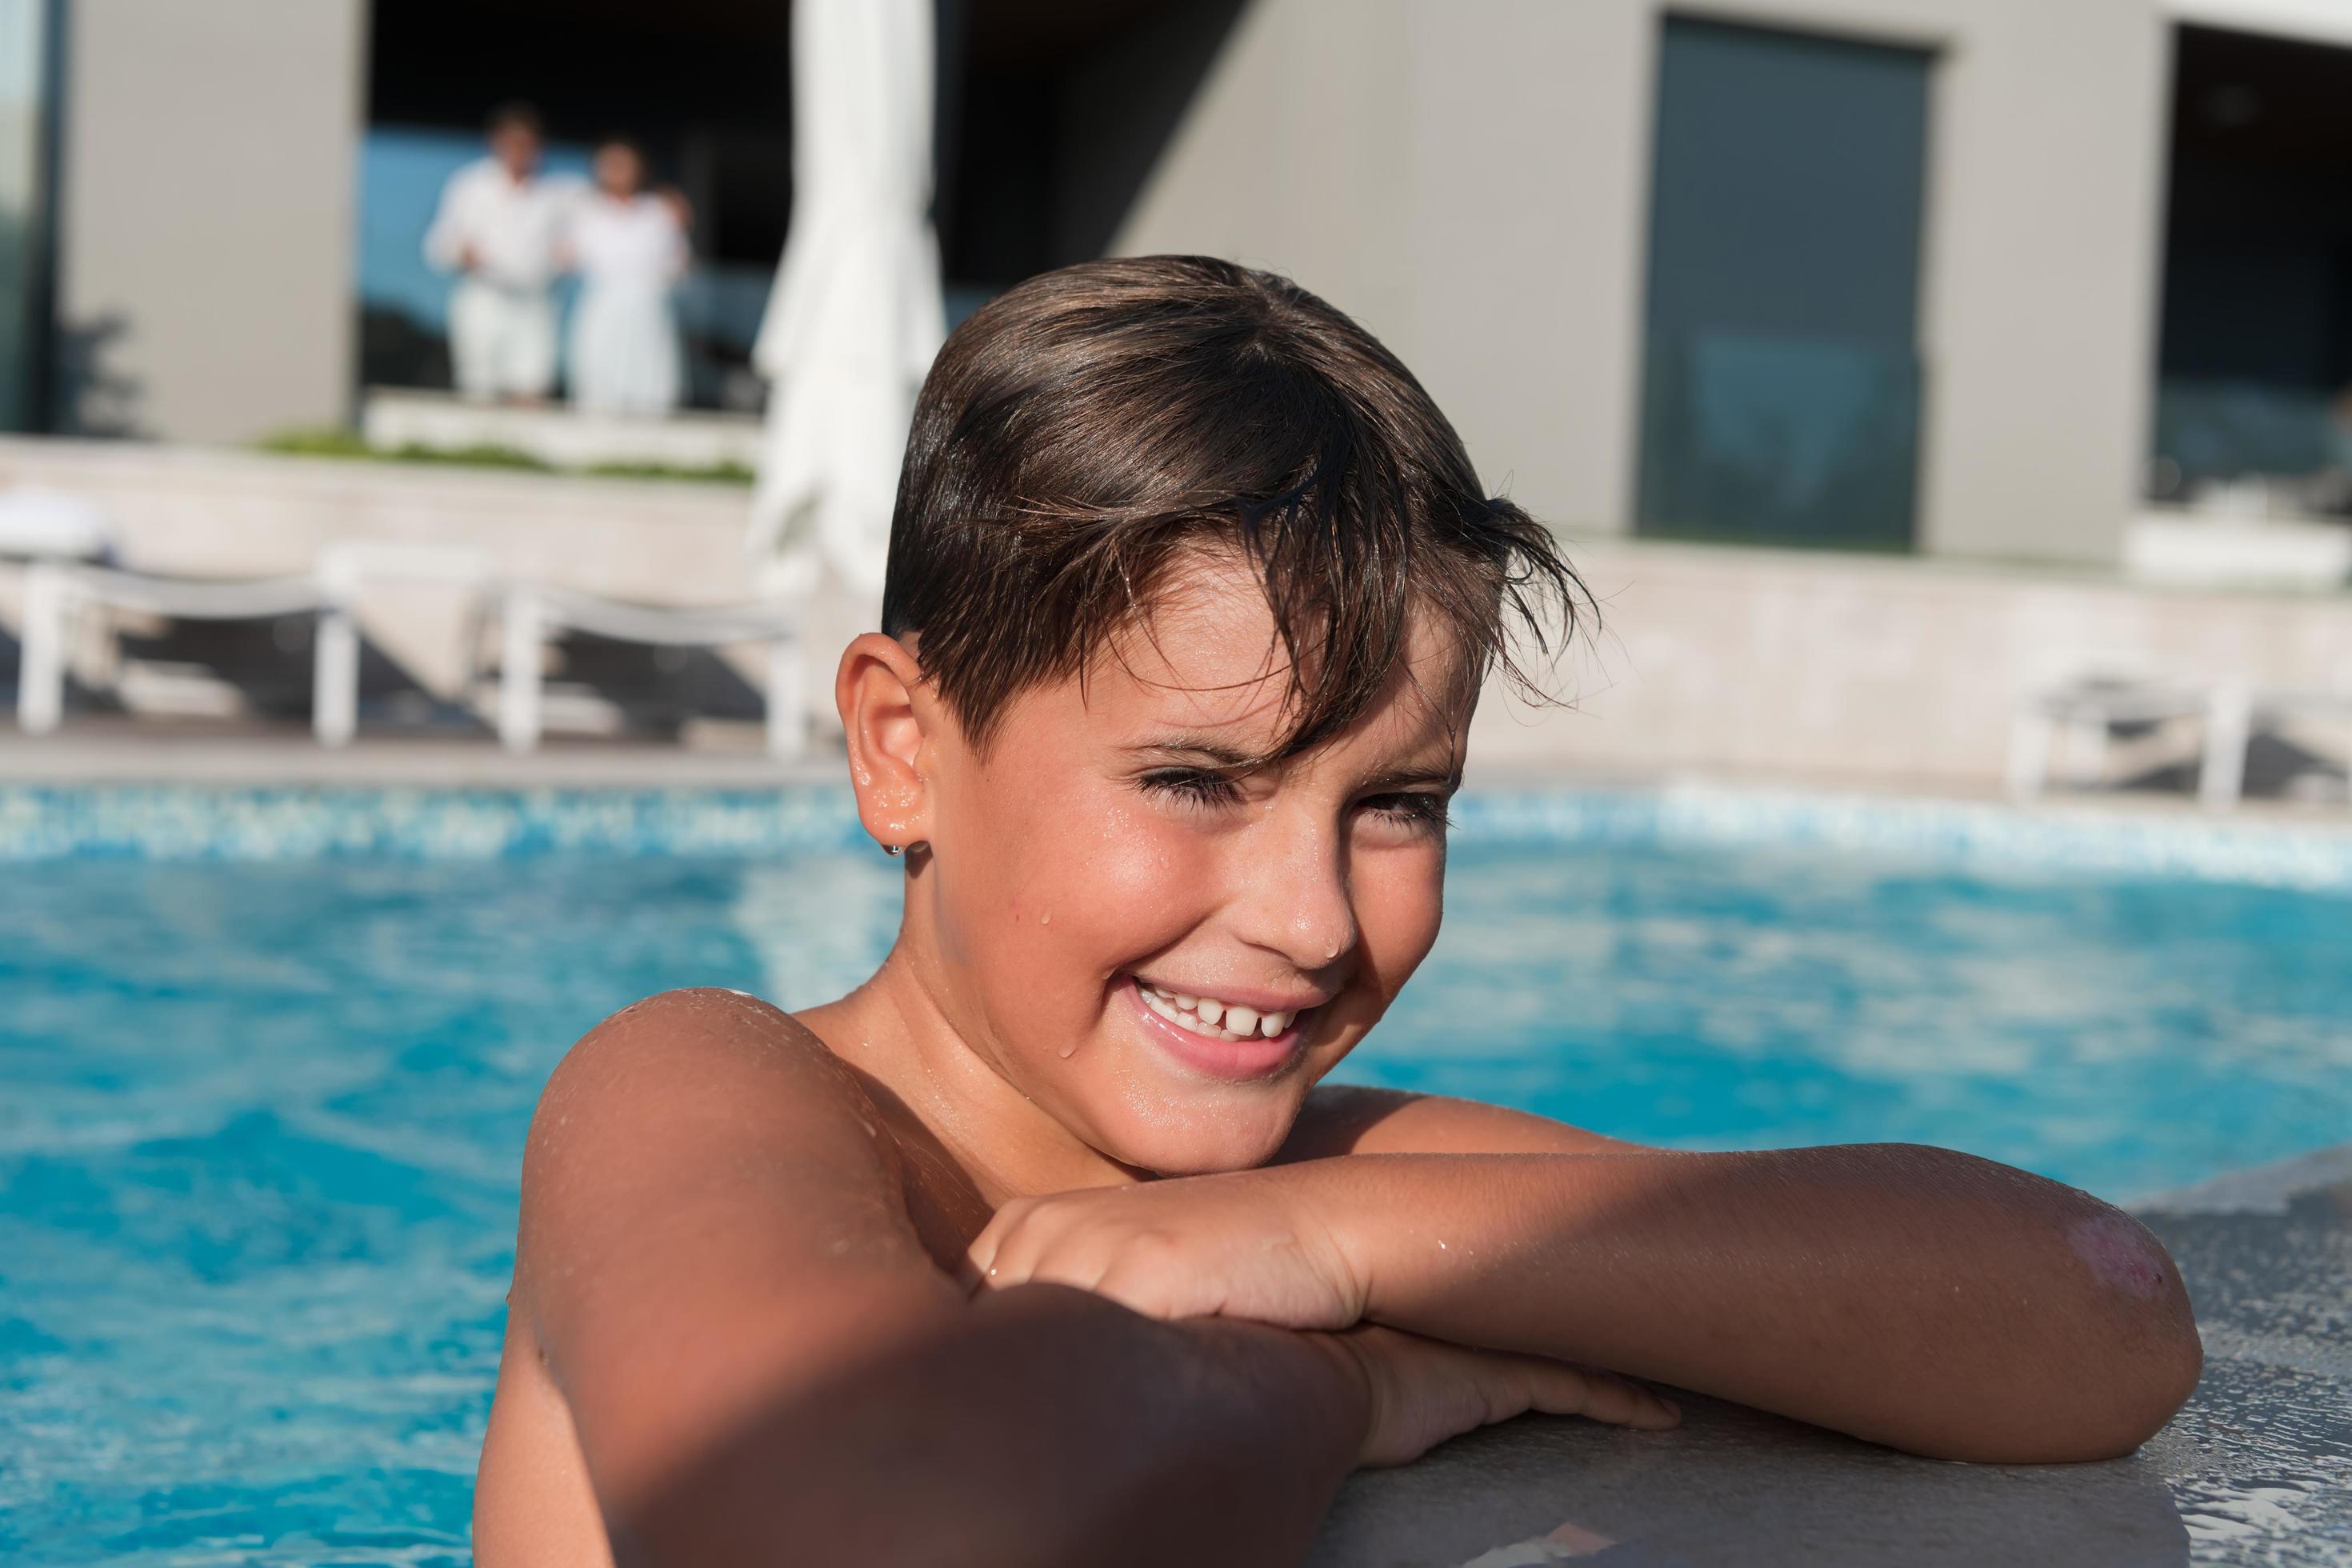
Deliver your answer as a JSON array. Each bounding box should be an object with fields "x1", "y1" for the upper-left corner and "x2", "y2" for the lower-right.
[
  {"x1": 1117, "y1": 0, "x2": 2174, "y2": 569},
  {"x1": 54, "y1": 0, "x2": 365, "y2": 442}
]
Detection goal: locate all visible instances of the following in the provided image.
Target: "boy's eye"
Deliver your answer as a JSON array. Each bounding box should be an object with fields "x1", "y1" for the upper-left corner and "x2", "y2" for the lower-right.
[
  {"x1": 1135, "y1": 770, "x2": 1452, "y2": 834},
  {"x1": 1361, "y1": 792, "x2": 1454, "y2": 835},
  {"x1": 1137, "y1": 767, "x2": 1246, "y2": 806}
]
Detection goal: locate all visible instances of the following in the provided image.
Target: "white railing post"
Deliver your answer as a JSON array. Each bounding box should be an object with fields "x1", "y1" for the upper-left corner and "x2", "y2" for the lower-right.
[
  {"x1": 2198, "y1": 682, "x2": 2253, "y2": 812},
  {"x1": 18, "y1": 562, "x2": 69, "y2": 734},
  {"x1": 498, "y1": 586, "x2": 545, "y2": 754},
  {"x1": 313, "y1": 608, "x2": 359, "y2": 746}
]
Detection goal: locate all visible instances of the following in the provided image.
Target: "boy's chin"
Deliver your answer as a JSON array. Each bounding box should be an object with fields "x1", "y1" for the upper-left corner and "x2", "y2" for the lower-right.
[{"x1": 1090, "y1": 1100, "x2": 1303, "y2": 1178}]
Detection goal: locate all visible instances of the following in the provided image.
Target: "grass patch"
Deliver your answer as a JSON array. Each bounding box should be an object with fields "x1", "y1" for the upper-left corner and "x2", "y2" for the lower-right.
[
  {"x1": 254, "y1": 426, "x2": 754, "y2": 486},
  {"x1": 583, "y1": 458, "x2": 756, "y2": 486}
]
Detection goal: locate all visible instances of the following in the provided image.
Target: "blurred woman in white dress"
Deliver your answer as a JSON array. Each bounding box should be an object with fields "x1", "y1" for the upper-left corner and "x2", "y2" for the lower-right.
[{"x1": 566, "y1": 140, "x2": 688, "y2": 417}]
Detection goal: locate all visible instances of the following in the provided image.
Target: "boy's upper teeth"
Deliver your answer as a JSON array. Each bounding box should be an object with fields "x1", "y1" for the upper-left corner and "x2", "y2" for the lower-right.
[{"x1": 1137, "y1": 981, "x2": 1299, "y2": 1039}]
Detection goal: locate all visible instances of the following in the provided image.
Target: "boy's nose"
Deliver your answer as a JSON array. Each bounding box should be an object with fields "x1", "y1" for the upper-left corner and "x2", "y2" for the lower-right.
[{"x1": 1230, "y1": 817, "x2": 1358, "y2": 973}]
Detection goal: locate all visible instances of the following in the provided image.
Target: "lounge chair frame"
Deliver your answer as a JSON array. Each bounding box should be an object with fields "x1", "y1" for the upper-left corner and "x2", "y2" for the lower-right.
[
  {"x1": 14, "y1": 560, "x2": 355, "y2": 742},
  {"x1": 473, "y1": 584, "x2": 807, "y2": 758}
]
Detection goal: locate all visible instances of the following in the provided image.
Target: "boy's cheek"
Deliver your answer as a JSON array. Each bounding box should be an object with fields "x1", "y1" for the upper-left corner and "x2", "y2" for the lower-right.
[
  {"x1": 1351, "y1": 850, "x2": 1447, "y2": 978},
  {"x1": 950, "y1": 809, "x2": 1212, "y2": 1032},
  {"x1": 1005, "y1": 802, "x2": 1212, "y2": 944}
]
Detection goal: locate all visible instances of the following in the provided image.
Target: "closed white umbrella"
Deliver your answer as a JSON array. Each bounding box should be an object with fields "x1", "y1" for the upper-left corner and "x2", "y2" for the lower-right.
[{"x1": 748, "y1": 0, "x2": 946, "y2": 601}]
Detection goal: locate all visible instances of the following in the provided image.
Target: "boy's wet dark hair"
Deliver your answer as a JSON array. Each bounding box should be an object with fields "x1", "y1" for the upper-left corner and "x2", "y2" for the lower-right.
[{"x1": 882, "y1": 255, "x2": 1589, "y2": 758}]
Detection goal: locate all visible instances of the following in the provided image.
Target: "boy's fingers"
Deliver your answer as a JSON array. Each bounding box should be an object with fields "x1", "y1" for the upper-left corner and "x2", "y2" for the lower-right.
[
  {"x1": 1524, "y1": 1360, "x2": 1681, "y2": 1430},
  {"x1": 957, "y1": 1232, "x2": 1002, "y2": 1294},
  {"x1": 959, "y1": 1197, "x2": 1049, "y2": 1294},
  {"x1": 961, "y1": 1222, "x2": 1054, "y2": 1296}
]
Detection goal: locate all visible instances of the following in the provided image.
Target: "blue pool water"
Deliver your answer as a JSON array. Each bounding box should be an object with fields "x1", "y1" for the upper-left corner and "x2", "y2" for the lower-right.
[{"x1": 3, "y1": 788, "x2": 2349, "y2": 1562}]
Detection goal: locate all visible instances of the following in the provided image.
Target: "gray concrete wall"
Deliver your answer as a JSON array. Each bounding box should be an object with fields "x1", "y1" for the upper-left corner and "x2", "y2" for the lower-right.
[
  {"x1": 54, "y1": 0, "x2": 365, "y2": 442},
  {"x1": 1115, "y1": 0, "x2": 2174, "y2": 569},
  {"x1": 1053, "y1": 0, "x2": 1250, "y2": 266}
]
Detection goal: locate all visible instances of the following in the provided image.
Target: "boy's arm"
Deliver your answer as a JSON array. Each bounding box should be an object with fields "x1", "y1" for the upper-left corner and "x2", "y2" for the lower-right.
[
  {"x1": 971, "y1": 1090, "x2": 2204, "y2": 1465},
  {"x1": 513, "y1": 994, "x2": 1659, "y2": 1568}
]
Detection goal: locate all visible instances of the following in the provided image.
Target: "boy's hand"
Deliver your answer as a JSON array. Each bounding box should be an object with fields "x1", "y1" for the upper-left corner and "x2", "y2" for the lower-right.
[
  {"x1": 961, "y1": 1171, "x2": 1367, "y2": 1329},
  {"x1": 1314, "y1": 1325, "x2": 1680, "y2": 1466}
]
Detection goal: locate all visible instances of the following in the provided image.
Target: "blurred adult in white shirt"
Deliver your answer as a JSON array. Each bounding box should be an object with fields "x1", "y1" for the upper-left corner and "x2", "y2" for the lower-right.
[
  {"x1": 423, "y1": 104, "x2": 578, "y2": 403},
  {"x1": 565, "y1": 139, "x2": 689, "y2": 418}
]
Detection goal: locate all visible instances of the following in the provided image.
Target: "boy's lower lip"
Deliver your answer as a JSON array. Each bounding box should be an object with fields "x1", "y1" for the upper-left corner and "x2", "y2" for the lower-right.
[{"x1": 1122, "y1": 976, "x2": 1306, "y2": 1082}]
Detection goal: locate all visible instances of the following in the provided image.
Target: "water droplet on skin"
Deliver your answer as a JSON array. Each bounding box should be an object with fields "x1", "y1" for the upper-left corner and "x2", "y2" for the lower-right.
[
  {"x1": 1041, "y1": 911, "x2": 1052, "y2": 925},
  {"x1": 1058, "y1": 1040, "x2": 1078, "y2": 1058}
]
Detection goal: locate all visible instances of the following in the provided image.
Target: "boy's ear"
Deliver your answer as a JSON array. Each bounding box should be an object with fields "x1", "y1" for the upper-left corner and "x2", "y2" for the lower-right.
[{"x1": 836, "y1": 632, "x2": 934, "y2": 851}]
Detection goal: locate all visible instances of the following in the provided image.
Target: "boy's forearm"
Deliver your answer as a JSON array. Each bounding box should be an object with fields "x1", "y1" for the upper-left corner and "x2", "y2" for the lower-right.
[
  {"x1": 602, "y1": 1283, "x2": 1365, "y2": 1568},
  {"x1": 1314, "y1": 1146, "x2": 2201, "y2": 1462}
]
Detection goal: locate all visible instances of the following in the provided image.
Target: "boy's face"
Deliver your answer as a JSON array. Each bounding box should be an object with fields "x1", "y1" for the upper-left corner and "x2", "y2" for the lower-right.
[{"x1": 910, "y1": 553, "x2": 1470, "y2": 1176}]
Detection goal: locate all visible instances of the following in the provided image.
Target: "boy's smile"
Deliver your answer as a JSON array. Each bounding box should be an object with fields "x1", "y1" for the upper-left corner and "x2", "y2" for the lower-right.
[
  {"x1": 1126, "y1": 974, "x2": 1320, "y2": 1080},
  {"x1": 825, "y1": 550, "x2": 1476, "y2": 1191}
]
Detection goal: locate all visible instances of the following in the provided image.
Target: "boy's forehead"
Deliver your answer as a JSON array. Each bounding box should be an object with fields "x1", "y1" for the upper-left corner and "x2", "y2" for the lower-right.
[{"x1": 1091, "y1": 557, "x2": 1475, "y2": 750}]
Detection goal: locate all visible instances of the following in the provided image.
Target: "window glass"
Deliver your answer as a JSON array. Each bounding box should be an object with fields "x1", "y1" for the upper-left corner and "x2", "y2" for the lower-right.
[{"x1": 1637, "y1": 16, "x2": 1933, "y2": 550}]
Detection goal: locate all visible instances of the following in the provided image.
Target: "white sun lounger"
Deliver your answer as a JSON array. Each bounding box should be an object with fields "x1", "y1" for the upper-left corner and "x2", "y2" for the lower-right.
[
  {"x1": 14, "y1": 559, "x2": 354, "y2": 741},
  {"x1": 2005, "y1": 666, "x2": 2210, "y2": 802},
  {"x1": 475, "y1": 583, "x2": 807, "y2": 758},
  {"x1": 2198, "y1": 671, "x2": 2352, "y2": 811}
]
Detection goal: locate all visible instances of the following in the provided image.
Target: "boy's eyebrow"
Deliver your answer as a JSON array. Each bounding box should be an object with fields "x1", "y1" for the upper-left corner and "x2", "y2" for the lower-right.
[
  {"x1": 1357, "y1": 762, "x2": 1466, "y2": 795},
  {"x1": 1126, "y1": 738, "x2": 1462, "y2": 793},
  {"x1": 1124, "y1": 738, "x2": 1258, "y2": 771}
]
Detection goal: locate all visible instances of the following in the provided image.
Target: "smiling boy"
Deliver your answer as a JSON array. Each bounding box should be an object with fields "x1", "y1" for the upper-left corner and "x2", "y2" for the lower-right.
[{"x1": 473, "y1": 257, "x2": 2202, "y2": 1567}]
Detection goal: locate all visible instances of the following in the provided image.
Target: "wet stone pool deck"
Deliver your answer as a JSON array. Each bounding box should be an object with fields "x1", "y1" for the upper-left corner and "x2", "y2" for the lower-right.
[{"x1": 1310, "y1": 1146, "x2": 2352, "y2": 1567}]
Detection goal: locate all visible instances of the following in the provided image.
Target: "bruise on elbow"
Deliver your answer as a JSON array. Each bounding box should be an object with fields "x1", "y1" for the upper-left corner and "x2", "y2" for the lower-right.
[
  {"x1": 2069, "y1": 1210, "x2": 2179, "y2": 1300},
  {"x1": 2066, "y1": 1210, "x2": 2203, "y2": 1430}
]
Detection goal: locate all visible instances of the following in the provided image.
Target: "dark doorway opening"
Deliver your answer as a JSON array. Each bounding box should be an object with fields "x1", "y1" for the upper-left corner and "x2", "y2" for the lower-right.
[
  {"x1": 356, "y1": 0, "x2": 1245, "y2": 404},
  {"x1": 361, "y1": 0, "x2": 794, "y2": 409},
  {"x1": 2152, "y1": 23, "x2": 2352, "y2": 515},
  {"x1": 938, "y1": 0, "x2": 1245, "y2": 314}
]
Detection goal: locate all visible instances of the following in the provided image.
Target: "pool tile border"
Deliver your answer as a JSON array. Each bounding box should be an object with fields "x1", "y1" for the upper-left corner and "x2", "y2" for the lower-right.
[
  {"x1": 2, "y1": 781, "x2": 2349, "y2": 891},
  {"x1": 1451, "y1": 786, "x2": 2352, "y2": 893},
  {"x1": 0, "y1": 784, "x2": 868, "y2": 861}
]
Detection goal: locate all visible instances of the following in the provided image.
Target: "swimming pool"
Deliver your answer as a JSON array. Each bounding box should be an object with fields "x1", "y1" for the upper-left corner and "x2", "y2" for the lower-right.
[{"x1": 4, "y1": 784, "x2": 2348, "y2": 1562}]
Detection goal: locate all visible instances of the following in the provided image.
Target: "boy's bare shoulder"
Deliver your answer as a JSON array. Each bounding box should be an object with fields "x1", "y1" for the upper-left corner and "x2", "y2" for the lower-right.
[
  {"x1": 577, "y1": 984, "x2": 820, "y2": 1055},
  {"x1": 516, "y1": 987, "x2": 945, "y2": 1338},
  {"x1": 560, "y1": 986, "x2": 870, "y2": 1094},
  {"x1": 498, "y1": 991, "x2": 955, "y2": 1554},
  {"x1": 529, "y1": 986, "x2": 902, "y2": 1187}
]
